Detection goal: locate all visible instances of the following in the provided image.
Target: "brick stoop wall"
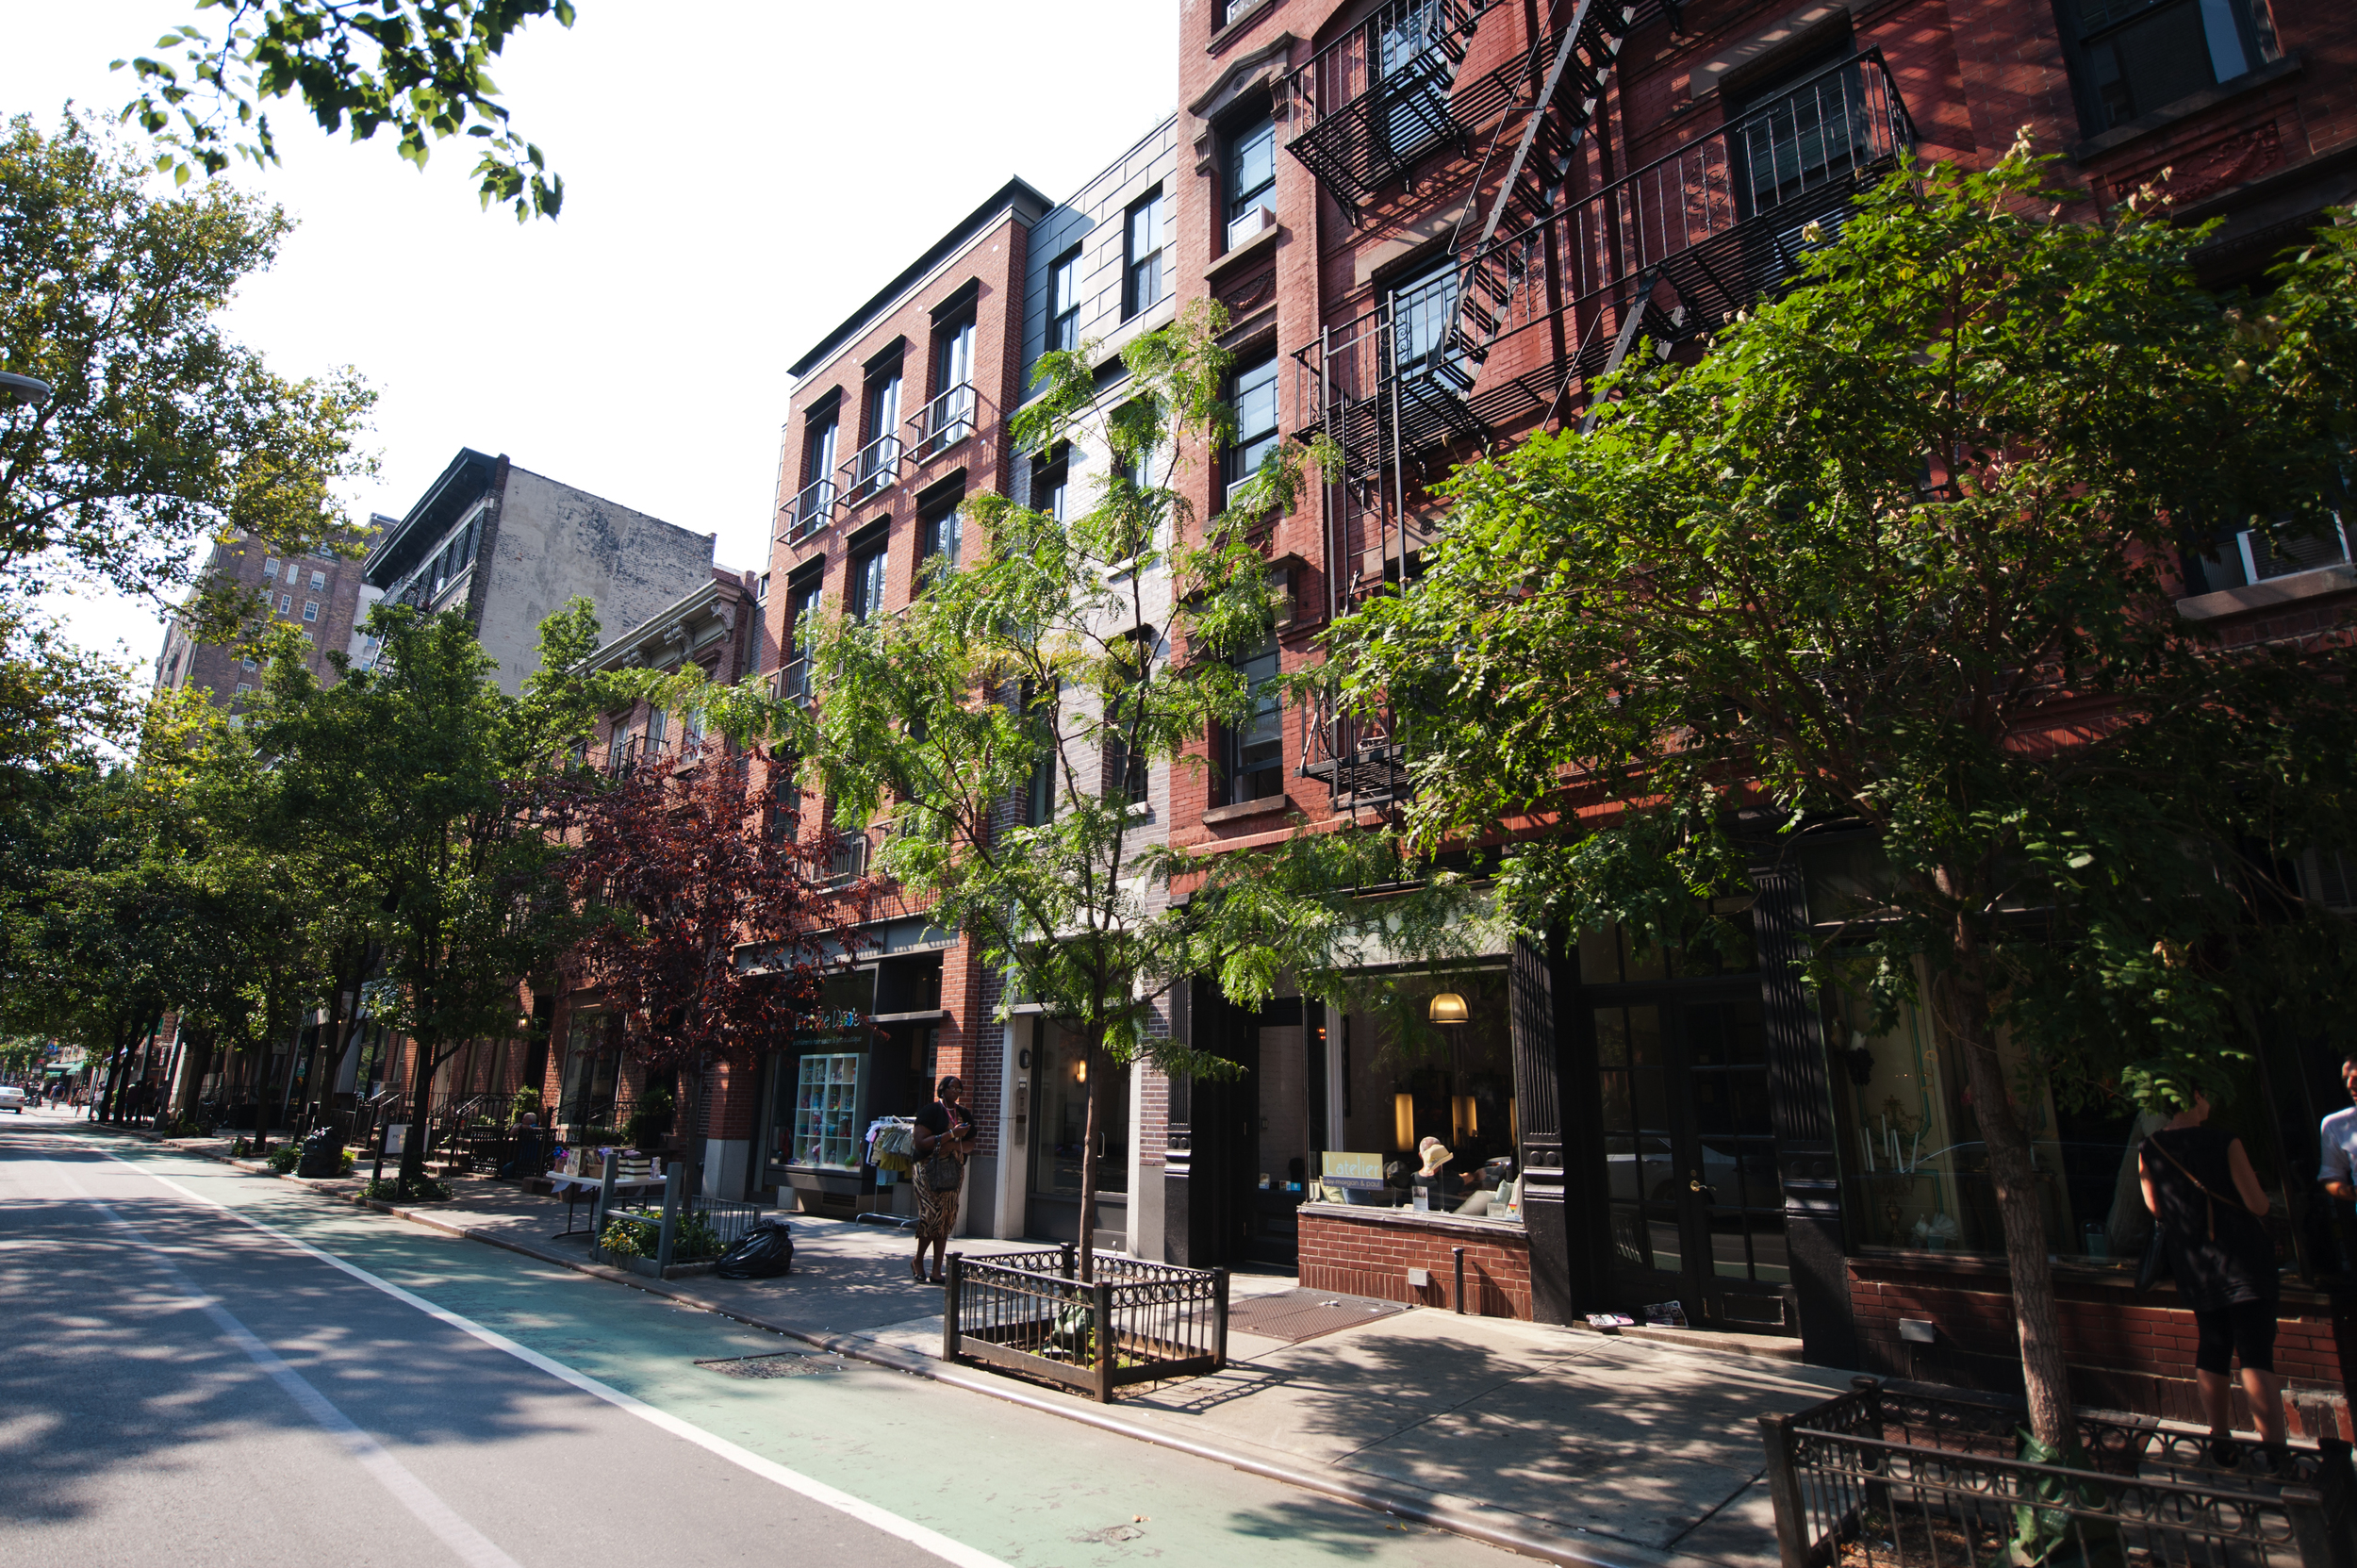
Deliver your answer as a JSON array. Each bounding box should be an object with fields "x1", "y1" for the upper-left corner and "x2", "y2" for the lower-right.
[
  {"x1": 1851, "y1": 1258, "x2": 2357, "y2": 1442},
  {"x1": 1298, "y1": 1205, "x2": 1533, "y2": 1318}
]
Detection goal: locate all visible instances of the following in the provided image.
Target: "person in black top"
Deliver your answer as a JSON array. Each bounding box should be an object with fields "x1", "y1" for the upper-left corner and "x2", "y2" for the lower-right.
[
  {"x1": 911, "y1": 1075, "x2": 975, "y2": 1284},
  {"x1": 2139, "y1": 1091, "x2": 2284, "y2": 1463}
]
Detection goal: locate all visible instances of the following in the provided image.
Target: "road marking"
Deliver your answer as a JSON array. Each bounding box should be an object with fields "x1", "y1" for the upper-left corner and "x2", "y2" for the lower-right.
[
  {"x1": 89, "y1": 1146, "x2": 1014, "y2": 1568},
  {"x1": 46, "y1": 1162, "x2": 524, "y2": 1568}
]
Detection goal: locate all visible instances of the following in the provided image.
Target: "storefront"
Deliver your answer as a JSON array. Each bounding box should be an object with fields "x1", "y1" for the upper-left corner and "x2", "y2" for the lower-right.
[
  {"x1": 756, "y1": 940, "x2": 948, "y2": 1218},
  {"x1": 1019, "y1": 1017, "x2": 1130, "y2": 1246}
]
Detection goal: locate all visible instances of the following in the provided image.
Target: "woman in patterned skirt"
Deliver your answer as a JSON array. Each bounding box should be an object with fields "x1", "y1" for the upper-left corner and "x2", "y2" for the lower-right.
[{"x1": 912, "y1": 1075, "x2": 975, "y2": 1283}]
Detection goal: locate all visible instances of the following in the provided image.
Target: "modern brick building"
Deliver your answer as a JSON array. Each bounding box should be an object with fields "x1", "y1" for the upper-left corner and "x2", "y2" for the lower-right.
[
  {"x1": 1148, "y1": 0, "x2": 2357, "y2": 1437},
  {"x1": 154, "y1": 521, "x2": 385, "y2": 711}
]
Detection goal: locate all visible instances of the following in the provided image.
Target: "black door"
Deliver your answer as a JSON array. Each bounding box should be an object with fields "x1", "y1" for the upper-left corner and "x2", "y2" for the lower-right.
[{"x1": 1591, "y1": 985, "x2": 1792, "y2": 1331}]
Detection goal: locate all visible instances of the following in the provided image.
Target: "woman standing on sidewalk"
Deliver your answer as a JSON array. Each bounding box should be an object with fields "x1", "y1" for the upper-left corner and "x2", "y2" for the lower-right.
[
  {"x1": 2140, "y1": 1090, "x2": 2286, "y2": 1464},
  {"x1": 911, "y1": 1076, "x2": 974, "y2": 1284}
]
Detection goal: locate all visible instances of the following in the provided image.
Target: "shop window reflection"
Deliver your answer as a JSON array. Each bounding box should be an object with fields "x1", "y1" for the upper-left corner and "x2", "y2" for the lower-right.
[{"x1": 1327, "y1": 974, "x2": 1522, "y2": 1223}]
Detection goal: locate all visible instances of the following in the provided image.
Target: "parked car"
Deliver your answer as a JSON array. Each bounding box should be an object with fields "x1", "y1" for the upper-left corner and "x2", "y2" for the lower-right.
[{"x1": 0, "y1": 1085, "x2": 25, "y2": 1114}]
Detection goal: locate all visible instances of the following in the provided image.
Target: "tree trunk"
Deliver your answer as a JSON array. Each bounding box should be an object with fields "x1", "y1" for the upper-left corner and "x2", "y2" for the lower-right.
[
  {"x1": 1077, "y1": 1025, "x2": 1104, "y2": 1284},
  {"x1": 173, "y1": 1030, "x2": 214, "y2": 1120},
  {"x1": 399, "y1": 1034, "x2": 439, "y2": 1191},
  {"x1": 1942, "y1": 914, "x2": 2075, "y2": 1450},
  {"x1": 100, "y1": 1016, "x2": 130, "y2": 1122}
]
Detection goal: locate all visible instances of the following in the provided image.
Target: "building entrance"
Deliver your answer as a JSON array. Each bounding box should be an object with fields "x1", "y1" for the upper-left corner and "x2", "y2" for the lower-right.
[{"x1": 1578, "y1": 925, "x2": 1793, "y2": 1333}]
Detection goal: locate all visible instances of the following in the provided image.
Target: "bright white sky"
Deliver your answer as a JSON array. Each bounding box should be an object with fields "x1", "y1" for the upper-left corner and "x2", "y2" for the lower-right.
[{"x1": 3, "y1": 1, "x2": 1180, "y2": 683}]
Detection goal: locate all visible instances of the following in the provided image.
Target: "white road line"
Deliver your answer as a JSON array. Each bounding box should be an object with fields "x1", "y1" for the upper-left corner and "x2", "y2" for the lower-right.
[
  {"x1": 88, "y1": 1145, "x2": 1014, "y2": 1568},
  {"x1": 45, "y1": 1162, "x2": 524, "y2": 1568}
]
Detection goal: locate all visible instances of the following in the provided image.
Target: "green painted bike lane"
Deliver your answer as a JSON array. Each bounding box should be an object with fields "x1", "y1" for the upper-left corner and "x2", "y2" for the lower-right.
[{"x1": 98, "y1": 1138, "x2": 1512, "y2": 1568}]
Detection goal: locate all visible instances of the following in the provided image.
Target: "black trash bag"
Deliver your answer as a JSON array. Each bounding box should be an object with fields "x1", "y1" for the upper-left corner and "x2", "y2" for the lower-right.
[
  {"x1": 715, "y1": 1220, "x2": 793, "y2": 1279},
  {"x1": 295, "y1": 1127, "x2": 344, "y2": 1179}
]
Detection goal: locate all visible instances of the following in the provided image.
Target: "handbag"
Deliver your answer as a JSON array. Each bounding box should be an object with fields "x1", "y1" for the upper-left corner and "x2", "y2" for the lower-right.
[{"x1": 922, "y1": 1153, "x2": 964, "y2": 1192}]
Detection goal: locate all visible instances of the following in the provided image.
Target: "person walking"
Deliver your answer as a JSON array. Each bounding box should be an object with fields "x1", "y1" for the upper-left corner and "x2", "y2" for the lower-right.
[
  {"x1": 2313, "y1": 1057, "x2": 2357, "y2": 1208},
  {"x1": 910, "y1": 1075, "x2": 975, "y2": 1285},
  {"x1": 2140, "y1": 1091, "x2": 2285, "y2": 1464}
]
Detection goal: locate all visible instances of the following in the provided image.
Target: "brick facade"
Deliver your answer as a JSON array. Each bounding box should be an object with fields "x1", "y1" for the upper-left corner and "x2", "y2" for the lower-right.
[
  {"x1": 156, "y1": 523, "x2": 385, "y2": 711},
  {"x1": 1299, "y1": 1205, "x2": 1534, "y2": 1318},
  {"x1": 1851, "y1": 1259, "x2": 2357, "y2": 1440}
]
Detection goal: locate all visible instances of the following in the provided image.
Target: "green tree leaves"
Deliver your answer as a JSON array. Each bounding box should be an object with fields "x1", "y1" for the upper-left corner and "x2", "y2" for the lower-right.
[{"x1": 116, "y1": 0, "x2": 576, "y2": 221}]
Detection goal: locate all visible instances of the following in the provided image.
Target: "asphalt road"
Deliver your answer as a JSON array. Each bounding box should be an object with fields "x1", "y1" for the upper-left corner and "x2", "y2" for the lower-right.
[{"x1": 0, "y1": 1113, "x2": 1520, "y2": 1567}]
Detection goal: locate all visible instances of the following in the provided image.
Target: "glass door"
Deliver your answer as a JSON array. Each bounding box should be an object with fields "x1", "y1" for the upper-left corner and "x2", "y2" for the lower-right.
[{"x1": 1587, "y1": 942, "x2": 1789, "y2": 1331}]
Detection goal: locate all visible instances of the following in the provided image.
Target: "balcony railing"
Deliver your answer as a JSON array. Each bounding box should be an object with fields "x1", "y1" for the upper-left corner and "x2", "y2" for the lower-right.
[
  {"x1": 826, "y1": 832, "x2": 871, "y2": 883},
  {"x1": 907, "y1": 383, "x2": 978, "y2": 461},
  {"x1": 772, "y1": 657, "x2": 812, "y2": 705},
  {"x1": 840, "y1": 434, "x2": 901, "y2": 504},
  {"x1": 1300, "y1": 687, "x2": 1409, "y2": 808},
  {"x1": 780, "y1": 478, "x2": 835, "y2": 545}
]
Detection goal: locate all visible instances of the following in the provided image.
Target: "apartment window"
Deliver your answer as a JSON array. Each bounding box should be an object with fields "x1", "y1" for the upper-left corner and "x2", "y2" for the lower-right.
[
  {"x1": 1224, "y1": 645, "x2": 1285, "y2": 804},
  {"x1": 936, "y1": 318, "x2": 975, "y2": 399},
  {"x1": 262, "y1": 557, "x2": 280, "y2": 580},
  {"x1": 756, "y1": 571, "x2": 770, "y2": 605},
  {"x1": 1025, "y1": 747, "x2": 1056, "y2": 827},
  {"x1": 279, "y1": 593, "x2": 293, "y2": 615},
  {"x1": 920, "y1": 493, "x2": 964, "y2": 576},
  {"x1": 1224, "y1": 351, "x2": 1281, "y2": 505},
  {"x1": 1123, "y1": 186, "x2": 1171, "y2": 319},
  {"x1": 302, "y1": 601, "x2": 320, "y2": 622},
  {"x1": 853, "y1": 366, "x2": 902, "y2": 497},
  {"x1": 1391, "y1": 255, "x2": 1463, "y2": 382},
  {"x1": 240, "y1": 657, "x2": 257, "y2": 671},
  {"x1": 863, "y1": 367, "x2": 902, "y2": 449},
  {"x1": 782, "y1": 576, "x2": 822, "y2": 700},
  {"x1": 920, "y1": 320, "x2": 977, "y2": 455},
  {"x1": 847, "y1": 538, "x2": 888, "y2": 622},
  {"x1": 1032, "y1": 446, "x2": 1070, "y2": 522},
  {"x1": 804, "y1": 407, "x2": 840, "y2": 486},
  {"x1": 308, "y1": 569, "x2": 326, "y2": 591},
  {"x1": 235, "y1": 683, "x2": 253, "y2": 697},
  {"x1": 2065, "y1": 0, "x2": 2262, "y2": 133},
  {"x1": 765, "y1": 764, "x2": 802, "y2": 842},
  {"x1": 1048, "y1": 248, "x2": 1082, "y2": 354},
  {"x1": 1376, "y1": 0, "x2": 1451, "y2": 160},
  {"x1": 1226, "y1": 117, "x2": 1277, "y2": 249}
]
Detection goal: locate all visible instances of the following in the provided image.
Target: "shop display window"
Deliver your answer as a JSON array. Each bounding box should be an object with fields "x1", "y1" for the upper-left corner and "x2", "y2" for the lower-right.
[
  {"x1": 1031, "y1": 1022, "x2": 1129, "y2": 1198},
  {"x1": 1327, "y1": 974, "x2": 1521, "y2": 1222},
  {"x1": 1803, "y1": 840, "x2": 2295, "y2": 1268}
]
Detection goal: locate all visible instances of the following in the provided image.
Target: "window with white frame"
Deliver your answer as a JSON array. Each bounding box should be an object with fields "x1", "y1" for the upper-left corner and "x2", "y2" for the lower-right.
[{"x1": 302, "y1": 601, "x2": 320, "y2": 622}]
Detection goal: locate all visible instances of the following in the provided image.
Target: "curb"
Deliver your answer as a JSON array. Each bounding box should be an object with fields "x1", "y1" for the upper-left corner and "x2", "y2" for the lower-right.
[{"x1": 89, "y1": 1123, "x2": 1710, "y2": 1568}]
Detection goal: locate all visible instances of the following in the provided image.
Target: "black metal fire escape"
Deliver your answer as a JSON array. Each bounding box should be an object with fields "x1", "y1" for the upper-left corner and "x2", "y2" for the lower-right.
[{"x1": 1293, "y1": 25, "x2": 1918, "y2": 808}]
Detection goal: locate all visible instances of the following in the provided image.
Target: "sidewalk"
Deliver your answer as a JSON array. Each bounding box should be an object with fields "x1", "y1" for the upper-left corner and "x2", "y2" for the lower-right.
[{"x1": 115, "y1": 1124, "x2": 1848, "y2": 1568}]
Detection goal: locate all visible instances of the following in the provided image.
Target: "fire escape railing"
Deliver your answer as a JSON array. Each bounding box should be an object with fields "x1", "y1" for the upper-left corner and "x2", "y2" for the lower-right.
[
  {"x1": 1292, "y1": 47, "x2": 1914, "y2": 808},
  {"x1": 1283, "y1": 0, "x2": 1492, "y2": 215}
]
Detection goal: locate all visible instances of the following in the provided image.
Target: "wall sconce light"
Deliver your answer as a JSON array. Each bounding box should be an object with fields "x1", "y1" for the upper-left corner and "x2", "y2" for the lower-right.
[
  {"x1": 1428, "y1": 992, "x2": 1469, "y2": 1025},
  {"x1": 1393, "y1": 1092, "x2": 1415, "y2": 1151},
  {"x1": 1075, "y1": 1058, "x2": 1087, "y2": 1084},
  {"x1": 1453, "y1": 1094, "x2": 1476, "y2": 1142}
]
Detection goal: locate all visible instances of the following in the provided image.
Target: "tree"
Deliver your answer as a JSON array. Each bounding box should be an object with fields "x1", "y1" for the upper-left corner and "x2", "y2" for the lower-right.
[
  {"x1": 699, "y1": 305, "x2": 1312, "y2": 1279},
  {"x1": 1320, "y1": 144, "x2": 2357, "y2": 1446},
  {"x1": 554, "y1": 736, "x2": 860, "y2": 1194},
  {"x1": 0, "y1": 114, "x2": 377, "y2": 639},
  {"x1": 118, "y1": 0, "x2": 577, "y2": 221},
  {"x1": 263, "y1": 599, "x2": 603, "y2": 1192}
]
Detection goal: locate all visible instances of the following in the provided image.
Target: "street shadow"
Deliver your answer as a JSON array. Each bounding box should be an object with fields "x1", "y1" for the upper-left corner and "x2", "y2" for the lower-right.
[{"x1": 0, "y1": 1136, "x2": 612, "y2": 1527}]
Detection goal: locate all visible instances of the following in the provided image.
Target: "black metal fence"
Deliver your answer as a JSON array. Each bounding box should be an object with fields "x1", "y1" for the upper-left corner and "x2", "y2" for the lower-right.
[
  {"x1": 943, "y1": 1247, "x2": 1228, "y2": 1404},
  {"x1": 1761, "y1": 1378, "x2": 2357, "y2": 1568}
]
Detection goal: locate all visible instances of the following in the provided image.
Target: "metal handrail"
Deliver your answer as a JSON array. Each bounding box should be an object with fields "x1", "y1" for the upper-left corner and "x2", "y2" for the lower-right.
[
  {"x1": 840, "y1": 435, "x2": 901, "y2": 503},
  {"x1": 826, "y1": 832, "x2": 870, "y2": 882},
  {"x1": 907, "y1": 382, "x2": 978, "y2": 461},
  {"x1": 780, "y1": 478, "x2": 835, "y2": 544}
]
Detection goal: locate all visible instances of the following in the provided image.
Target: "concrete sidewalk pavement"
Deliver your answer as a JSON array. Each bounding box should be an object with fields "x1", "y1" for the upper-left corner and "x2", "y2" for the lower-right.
[{"x1": 110, "y1": 1120, "x2": 1849, "y2": 1568}]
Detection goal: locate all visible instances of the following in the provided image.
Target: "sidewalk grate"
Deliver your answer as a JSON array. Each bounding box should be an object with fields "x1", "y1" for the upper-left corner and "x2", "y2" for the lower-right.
[
  {"x1": 695, "y1": 1351, "x2": 849, "y2": 1380},
  {"x1": 1227, "y1": 1289, "x2": 1410, "y2": 1345}
]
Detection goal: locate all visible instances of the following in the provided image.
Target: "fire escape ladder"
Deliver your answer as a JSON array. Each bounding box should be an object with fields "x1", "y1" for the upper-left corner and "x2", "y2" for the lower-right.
[{"x1": 1445, "y1": 1, "x2": 1638, "y2": 385}]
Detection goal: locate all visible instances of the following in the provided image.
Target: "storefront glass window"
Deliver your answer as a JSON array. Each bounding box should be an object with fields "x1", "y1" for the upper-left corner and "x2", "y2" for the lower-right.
[
  {"x1": 558, "y1": 1007, "x2": 617, "y2": 1128},
  {"x1": 764, "y1": 968, "x2": 877, "y2": 1176},
  {"x1": 1031, "y1": 1023, "x2": 1129, "y2": 1197},
  {"x1": 1327, "y1": 974, "x2": 1521, "y2": 1222}
]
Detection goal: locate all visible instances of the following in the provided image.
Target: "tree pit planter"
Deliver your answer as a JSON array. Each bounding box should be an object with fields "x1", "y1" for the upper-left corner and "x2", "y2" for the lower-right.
[
  {"x1": 1761, "y1": 1377, "x2": 2357, "y2": 1568},
  {"x1": 943, "y1": 1247, "x2": 1228, "y2": 1404}
]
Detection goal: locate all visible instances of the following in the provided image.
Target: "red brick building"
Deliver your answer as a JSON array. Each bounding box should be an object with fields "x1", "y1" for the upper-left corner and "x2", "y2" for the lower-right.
[
  {"x1": 155, "y1": 520, "x2": 386, "y2": 712},
  {"x1": 1157, "y1": 0, "x2": 2357, "y2": 1434}
]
